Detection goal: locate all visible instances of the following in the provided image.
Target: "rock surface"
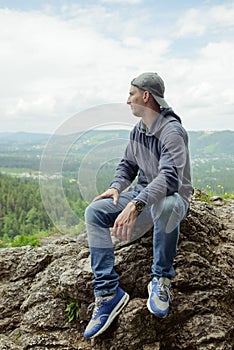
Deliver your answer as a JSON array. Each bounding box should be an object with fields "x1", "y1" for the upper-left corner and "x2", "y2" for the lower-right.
[{"x1": 0, "y1": 199, "x2": 233, "y2": 350}]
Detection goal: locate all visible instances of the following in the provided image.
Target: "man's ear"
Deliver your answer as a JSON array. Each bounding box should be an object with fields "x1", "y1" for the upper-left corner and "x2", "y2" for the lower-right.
[{"x1": 143, "y1": 91, "x2": 150, "y2": 103}]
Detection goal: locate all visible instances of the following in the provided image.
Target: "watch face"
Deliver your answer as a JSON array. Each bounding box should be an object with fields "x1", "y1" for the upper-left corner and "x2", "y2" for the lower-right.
[{"x1": 133, "y1": 200, "x2": 145, "y2": 212}]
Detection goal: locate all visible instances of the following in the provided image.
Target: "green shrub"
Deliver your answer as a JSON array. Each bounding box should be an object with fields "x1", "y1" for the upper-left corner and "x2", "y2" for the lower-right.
[
  {"x1": 65, "y1": 297, "x2": 80, "y2": 323},
  {"x1": 11, "y1": 234, "x2": 40, "y2": 247}
]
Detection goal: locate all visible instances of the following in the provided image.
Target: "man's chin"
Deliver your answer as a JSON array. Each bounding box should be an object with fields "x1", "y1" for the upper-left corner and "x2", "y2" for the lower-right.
[{"x1": 131, "y1": 108, "x2": 140, "y2": 117}]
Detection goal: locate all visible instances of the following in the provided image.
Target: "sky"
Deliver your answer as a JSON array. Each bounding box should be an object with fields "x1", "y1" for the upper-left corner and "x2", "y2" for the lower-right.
[{"x1": 0, "y1": 0, "x2": 234, "y2": 133}]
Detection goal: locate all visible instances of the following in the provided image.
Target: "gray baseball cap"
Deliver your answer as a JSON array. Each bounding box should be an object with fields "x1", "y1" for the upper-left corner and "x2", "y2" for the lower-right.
[{"x1": 131, "y1": 72, "x2": 169, "y2": 108}]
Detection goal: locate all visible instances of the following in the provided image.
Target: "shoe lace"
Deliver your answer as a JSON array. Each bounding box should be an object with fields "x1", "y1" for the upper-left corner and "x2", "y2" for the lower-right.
[
  {"x1": 87, "y1": 297, "x2": 103, "y2": 317},
  {"x1": 157, "y1": 278, "x2": 172, "y2": 301},
  {"x1": 87, "y1": 294, "x2": 114, "y2": 318}
]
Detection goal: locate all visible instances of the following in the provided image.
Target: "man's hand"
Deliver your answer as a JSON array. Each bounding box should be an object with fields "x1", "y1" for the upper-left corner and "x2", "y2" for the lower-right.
[
  {"x1": 93, "y1": 188, "x2": 119, "y2": 205},
  {"x1": 113, "y1": 201, "x2": 138, "y2": 241}
]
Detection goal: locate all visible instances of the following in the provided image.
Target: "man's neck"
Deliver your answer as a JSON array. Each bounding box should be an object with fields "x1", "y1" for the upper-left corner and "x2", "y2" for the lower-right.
[{"x1": 141, "y1": 110, "x2": 160, "y2": 129}]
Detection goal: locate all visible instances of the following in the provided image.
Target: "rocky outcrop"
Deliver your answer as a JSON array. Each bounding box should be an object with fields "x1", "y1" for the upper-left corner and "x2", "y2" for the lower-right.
[{"x1": 0, "y1": 199, "x2": 233, "y2": 350}]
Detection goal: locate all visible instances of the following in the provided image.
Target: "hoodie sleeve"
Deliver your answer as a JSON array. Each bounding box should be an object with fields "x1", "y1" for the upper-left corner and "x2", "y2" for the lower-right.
[
  {"x1": 109, "y1": 130, "x2": 139, "y2": 193},
  {"x1": 135, "y1": 122, "x2": 188, "y2": 205}
]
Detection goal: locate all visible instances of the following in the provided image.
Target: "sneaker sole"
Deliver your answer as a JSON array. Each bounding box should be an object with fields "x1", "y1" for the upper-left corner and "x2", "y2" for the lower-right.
[
  {"x1": 90, "y1": 292, "x2": 130, "y2": 339},
  {"x1": 147, "y1": 283, "x2": 168, "y2": 318}
]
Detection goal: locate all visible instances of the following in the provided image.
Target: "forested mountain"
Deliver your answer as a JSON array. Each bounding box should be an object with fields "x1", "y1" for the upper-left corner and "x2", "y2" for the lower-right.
[
  {"x1": 0, "y1": 130, "x2": 233, "y2": 189},
  {"x1": 0, "y1": 132, "x2": 50, "y2": 144},
  {"x1": 0, "y1": 130, "x2": 233, "y2": 247},
  {"x1": 0, "y1": 173, "x2": 86, "y2": 247},
  {"x1": 0, "y1": 174, "x2": 51, "y2": 236},
  {"x1": 0, "y1": 130, "x2": 233, "y2": 157},
  {"x1": 188, "y1": 130, "x2": 234, "y2": 157}
]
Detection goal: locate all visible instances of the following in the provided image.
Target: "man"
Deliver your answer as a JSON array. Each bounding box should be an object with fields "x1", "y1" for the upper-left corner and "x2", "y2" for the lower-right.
[{"x1": 84, "y1": 72, "x2": 193, "y2": 339}]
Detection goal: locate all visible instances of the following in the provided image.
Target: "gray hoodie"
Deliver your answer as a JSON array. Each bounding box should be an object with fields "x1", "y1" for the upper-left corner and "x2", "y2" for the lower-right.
[{"x1": 110, "y1": 108, "x2": 193, "y2": 206}]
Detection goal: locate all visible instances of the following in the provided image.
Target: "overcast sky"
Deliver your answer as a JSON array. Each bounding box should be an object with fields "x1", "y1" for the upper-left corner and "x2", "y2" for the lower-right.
[{"x1": 0, "y1": 0, "x2": 233, "y2": 133}]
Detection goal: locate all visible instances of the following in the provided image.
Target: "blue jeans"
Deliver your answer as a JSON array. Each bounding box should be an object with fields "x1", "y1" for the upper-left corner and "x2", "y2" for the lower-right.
[{"x1": 85, "y1": 190, "x2": 189, "y2": 297}]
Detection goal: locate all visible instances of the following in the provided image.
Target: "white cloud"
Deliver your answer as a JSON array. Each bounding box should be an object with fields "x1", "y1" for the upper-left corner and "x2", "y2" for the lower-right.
[
  {"x1": 176, "y1": 3, "x2": 234, "y2": 37},
  {"x1": 0, "y1": 2, "x2": 233, "y2": 133},
  {"x1": 210, "y1": 3, "x2": 234, "y2": 29},
  {"x1": 176, "y1": 8, "x2": 206, "y2": 37},
  {"x1": 164, "y1": 38, "x2": 234, "y2": 130},
  {"x1": 100, "y1": 0, "x2": 143, "y2": 4},
  {"x1": 0, "y1": 6, "x2": 171, "y2": 132}
]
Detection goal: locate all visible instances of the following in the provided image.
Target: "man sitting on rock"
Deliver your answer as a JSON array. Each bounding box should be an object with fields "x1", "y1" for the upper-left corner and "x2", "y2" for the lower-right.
[{"x1": 84, "y1": 72, "x2": 193, "y2": 339}]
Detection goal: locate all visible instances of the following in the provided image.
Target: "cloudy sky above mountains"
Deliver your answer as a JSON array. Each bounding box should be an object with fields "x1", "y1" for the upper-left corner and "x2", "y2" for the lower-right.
[{"x1": 0, "y1": 0, "x2": 233, "y2": 133}]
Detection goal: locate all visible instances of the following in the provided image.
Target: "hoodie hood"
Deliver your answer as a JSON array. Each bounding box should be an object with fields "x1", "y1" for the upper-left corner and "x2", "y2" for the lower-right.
[{"x1": 137, "y1": 108, "x2": 182, "y2": 136}]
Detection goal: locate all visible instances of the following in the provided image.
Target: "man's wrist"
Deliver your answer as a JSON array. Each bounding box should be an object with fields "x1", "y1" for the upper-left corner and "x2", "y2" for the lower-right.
[
  {"x1": 109, "y1": 187, "x2": 120, "y2": 193},
  {"x1": 130, "y1": 199, "x2": 146, "y2": 213}
]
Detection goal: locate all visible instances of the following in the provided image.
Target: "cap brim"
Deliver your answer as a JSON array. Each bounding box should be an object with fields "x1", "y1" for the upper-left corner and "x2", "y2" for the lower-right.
[{"x1": 151, "y1": 93, "x2": 169, "y2": 108}]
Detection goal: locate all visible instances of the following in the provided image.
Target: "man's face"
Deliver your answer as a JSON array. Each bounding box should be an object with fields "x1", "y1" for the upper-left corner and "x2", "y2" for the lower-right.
[{"x1": 127, "y1": 85, "x2": 145, "y2": 117}]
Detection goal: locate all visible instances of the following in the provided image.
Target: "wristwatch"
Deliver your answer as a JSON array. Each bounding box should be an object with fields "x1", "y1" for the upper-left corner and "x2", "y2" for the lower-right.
[{"x1": 131, "y1": 199, "x2": 145, "y2": 213}]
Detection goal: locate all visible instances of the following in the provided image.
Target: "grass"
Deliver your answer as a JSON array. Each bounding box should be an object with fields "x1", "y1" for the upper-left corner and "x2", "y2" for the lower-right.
[{"x1": 195, "y1": 186, "x2": 234, "y2": 202}]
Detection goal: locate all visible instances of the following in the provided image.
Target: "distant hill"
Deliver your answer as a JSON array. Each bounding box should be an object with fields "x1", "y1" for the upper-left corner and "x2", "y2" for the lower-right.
[
  {"x1": 0, "y1": 132, "x2": 50, "y2": 145},
  {"x1": 188, "y1": 130, "x2": 234, "y2": 158},
  {"x1": 0, "y1": 130, "x2": 233, "y2": 157},
  {"x1": 0, "y1": 130, "x2": 233, "y2": 192}
]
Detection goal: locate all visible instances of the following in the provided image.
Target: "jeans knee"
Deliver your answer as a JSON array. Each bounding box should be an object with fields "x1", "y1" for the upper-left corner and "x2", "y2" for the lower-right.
[
  {"x1": 151, "y1": 194, "x2": 185, "y2": 233},
  {"x1": 85, "y1": 202, "x2": 110, "y2": 228},
  {"x1": 151, "y1": 195, "x2": 177, "y2": 219},
  {"x1": 84, "y1": 204, "x2": 95, "y2": 225},
  {"x1": 161, "y1": 197, "x2": 177, "y2": 217}
]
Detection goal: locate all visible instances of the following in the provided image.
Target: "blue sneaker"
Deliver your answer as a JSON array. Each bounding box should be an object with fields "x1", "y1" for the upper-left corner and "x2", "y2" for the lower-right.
[
  {"x1": 84, "y1": 287, "x2": 129, "y2": 339},
  {"x1": 147, "y1": 277, "x2": 171, "y2": 318}
]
